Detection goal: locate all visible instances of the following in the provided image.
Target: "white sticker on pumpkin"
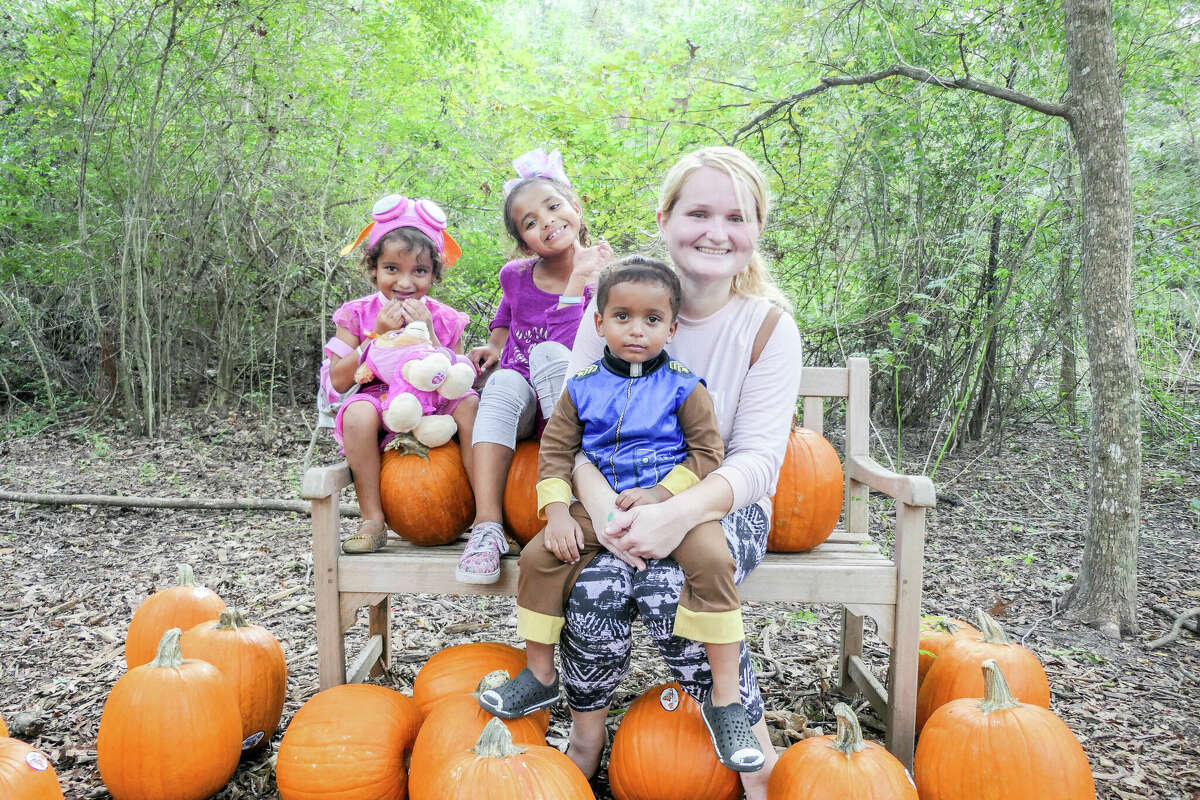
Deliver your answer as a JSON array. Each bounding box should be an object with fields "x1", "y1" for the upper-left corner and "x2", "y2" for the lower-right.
[
  {"x1": 659, "y1": 686, "x2": 680, "y2": 712},
  {"x1": 242, "y1": 731, "x2": 265, "y2": 750},
  {"x1": 25, "y1": 751, "x2": 50, "y2": 771}
]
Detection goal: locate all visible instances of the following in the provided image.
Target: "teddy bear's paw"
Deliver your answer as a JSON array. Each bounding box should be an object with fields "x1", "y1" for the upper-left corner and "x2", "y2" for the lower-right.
[
  {"x1": 382, "y1": 393, "x2": 422, "y2": 433},
  {"x1": 403, "y1": 352, "x2": 453, "y2": 392},
  {"x1": 436, "y1": 362, "x2": 477, "y2": 400},
  {"x1": 413, "y1": 415, "x2": 457, "y2": 448}
]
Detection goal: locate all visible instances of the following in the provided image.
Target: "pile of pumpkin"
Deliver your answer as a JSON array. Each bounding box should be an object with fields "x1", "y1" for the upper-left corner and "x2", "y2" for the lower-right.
[
  {"x1": 0, "y1": 564, "x2": 287, "y2": 799},
  {"x1": 380, "y1": 428, "x2": 845, "y2": 552}
]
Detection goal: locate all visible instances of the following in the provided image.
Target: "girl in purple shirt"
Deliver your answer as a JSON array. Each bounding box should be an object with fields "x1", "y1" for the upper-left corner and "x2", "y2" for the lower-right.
[{"x1": 457, "y1": 148, "x2": 612, "y2": 584}]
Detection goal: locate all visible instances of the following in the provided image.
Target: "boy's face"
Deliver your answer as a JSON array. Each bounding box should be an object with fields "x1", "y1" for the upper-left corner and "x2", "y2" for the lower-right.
[{"x1": 594, "y1": 280, "x2": 678, "y2": 364}]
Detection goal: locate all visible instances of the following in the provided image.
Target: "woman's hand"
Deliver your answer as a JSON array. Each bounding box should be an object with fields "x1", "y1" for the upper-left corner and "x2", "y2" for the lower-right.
[
  {"x1": 467, "y1": 343, "x2": 500, "y2": 373},
  {"x1": 603, "y1": 500, "x2": 692, "y2": 563}
]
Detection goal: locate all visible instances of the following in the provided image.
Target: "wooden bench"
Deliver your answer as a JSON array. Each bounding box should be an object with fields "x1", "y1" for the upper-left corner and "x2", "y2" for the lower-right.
[{"x1": 301, "y1": 356, "x2": 934, "y2": 765}]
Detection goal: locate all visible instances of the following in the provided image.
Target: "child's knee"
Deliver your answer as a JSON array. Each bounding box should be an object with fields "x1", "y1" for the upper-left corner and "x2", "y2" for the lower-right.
[{"x1": 341, "y1": 401, "x2": 381, "y2": 434}]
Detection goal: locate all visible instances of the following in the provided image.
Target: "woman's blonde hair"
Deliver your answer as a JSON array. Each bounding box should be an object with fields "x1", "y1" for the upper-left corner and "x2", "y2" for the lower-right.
[{"x1": 657, "y1": 146, "x2": 790, "y2": 310}]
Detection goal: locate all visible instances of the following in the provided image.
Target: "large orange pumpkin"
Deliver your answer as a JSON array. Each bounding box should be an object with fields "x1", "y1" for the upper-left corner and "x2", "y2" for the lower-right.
[
  {"x1": 0, "y1": 737, "x2": 66, "y2": 800},
  {"x1": 411, "y1": 718, "x2": 593, "y2": 800},
  {"x1": 98, "y1": 628, "x2": 242, "y2": 800},
  {"x1": 125, "y1": 563, "x2": 226, "y2": 667},
  {"x1": 275, "y1": 683, "x2": 423, "y2": 800},
  {"x1": 768, "y1": 428, "x2": 844, "y2": 552},
  {"x1": 412, "y1": 642, "x2": 545, "y2": 722},
  {"x1": 180, "y1": 608, "x2": 287, "y2": 752},
  {"x1": 408, "y1": 670, "x2": 549, "y2": 796},
  {"x1": 767, "y1": 702, "x2": 916, "y2": 799},
  {"x1": 918, "y1": 615, "x2": 980, "y2": 688},
  {"x1": 916, "y1": 610, "x2": 1050, "y2": 732},
  {"x1": 503, "y1": 439, "x2": 543, "y2": 546},
  {"x1": 380, "y1": 437, "x2": 474, "y2": 545},
  {"x1": 608, "y1": 682, "x2": 740, "y2": 800},
  {"x1": 0, "y1": 713, "x2": 6, "y2": 737},
  {"x1": 915, "y1": 659, "x2": 1095, "y2": 799}
]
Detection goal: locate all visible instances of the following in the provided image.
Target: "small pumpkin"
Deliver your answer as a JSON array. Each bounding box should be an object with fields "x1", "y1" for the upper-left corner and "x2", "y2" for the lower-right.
[
  {"x1": 916, "y1": 610, "x2": 1050, "y2": 732},
  {"x1": 915, "y1": 659, "x2": 1095, "y2": 799},
  {"x1": 918, "y1": 615, "x2": 980, "y2": 688},
  {"x1": 125, "y1": 563, "x2": 226, "y2": 668},
  {"x1": 768, "y1": 428, "x2": 844, "y2": 552},
  {"x1": 0, "y1": 737, "x2": 66, "y2": 800},
  {"x1": 608, "y1": 682, "x2": 740, "y2": 800},
  {"x1": 502, "y1": 439, "x2": 542, "y2": 546},
  {"x1": 380, "y1": 438, "x2": 475, "y2": 546},
  {"x1": 767, "y1": 702, "x2": 916, "y2": 799},
  {"x1": 98, "y1": 628, "x2": 241, "y2": 800},
  {"x1": 412, "y1": 642, "x2": 544, "y2": 721},
  {"x1": 410, "y1": 718, "x2": 593, "y2": 800},
  {"x1": 408, "y1": 670, "x2": 550, "y2": 797},
  {"x1": 180, "y1": 608, "x2": 287, "y2": 751},
  {"x1": 275, "y1": 683, "x2": 422, "y2": 800}
]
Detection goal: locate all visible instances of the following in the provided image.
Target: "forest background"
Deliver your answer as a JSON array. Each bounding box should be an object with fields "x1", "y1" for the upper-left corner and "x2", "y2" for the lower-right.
[
  {"x1": 1, "y1": 0, "x2": 1197, "y2": 620},
  {"x1": 1, "y1": 1, "x2": 1199, "y2": 796}
]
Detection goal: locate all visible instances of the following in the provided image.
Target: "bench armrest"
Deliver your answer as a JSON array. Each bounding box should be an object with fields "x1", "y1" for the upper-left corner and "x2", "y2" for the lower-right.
[
  {"x1": 846, "y1": 454, "x2": 936, "y2": 508},
  {"x1": 301, "y1": 461, "x2": 353, "y2": 501}
]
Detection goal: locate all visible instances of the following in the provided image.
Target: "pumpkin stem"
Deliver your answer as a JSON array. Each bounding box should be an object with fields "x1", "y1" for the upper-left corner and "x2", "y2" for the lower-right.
[
  {"x1": 176, "y1": 563, "x2": 197, "y2": 587},
  {"x1": 149, "y1": 628, "x2": 185, "y2": 668},
  {"x1": 978, "y1": 659, "x2": 1021, "y2": 712},
  {"x1": 975, "y1": 609, "x2": 1011, "y2": 644},
  {"x1": 216, "y1": 609, "x2": 248, "y2": 630},
  {"x1": 830, "y1": 703, "x2": 869, "y2": 755},
  {"x1": 384, "y1": 432, "x2": 430, "y2": 459},
  {"x1": 475, "y1": 669, "x2": 512, "y2": 696},
  {"x1": 473, "y1": 718, "x2": 527, "y2": 758}
]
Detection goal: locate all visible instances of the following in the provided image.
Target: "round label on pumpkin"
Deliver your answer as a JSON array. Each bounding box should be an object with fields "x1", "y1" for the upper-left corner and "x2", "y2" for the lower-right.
[
  {"x1": 658, "y1": 687, "x2": 680, "y2": 712},
  {"x1": 25, "y1": 751, "x2": 50, "y2": 771},
  {"x1": 242, "y1": 731, "x2": 265, "y2": 750}
]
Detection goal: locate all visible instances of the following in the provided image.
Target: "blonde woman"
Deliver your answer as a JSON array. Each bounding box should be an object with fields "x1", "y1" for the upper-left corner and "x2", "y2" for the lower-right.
[{"x1": 557, "y1": 147, "x2": 802, "y2": 798}]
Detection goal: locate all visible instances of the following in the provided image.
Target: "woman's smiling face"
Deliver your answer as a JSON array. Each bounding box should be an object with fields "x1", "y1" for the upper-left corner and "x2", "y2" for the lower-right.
[{"x1": 656, "y1": 166, "x2": 761, "y2": 286}]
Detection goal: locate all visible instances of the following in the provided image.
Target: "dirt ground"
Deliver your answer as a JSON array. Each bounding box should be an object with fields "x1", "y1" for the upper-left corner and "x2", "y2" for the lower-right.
[{"x1": 1, "y1": 407, "x2": 1197, "y2": 799}]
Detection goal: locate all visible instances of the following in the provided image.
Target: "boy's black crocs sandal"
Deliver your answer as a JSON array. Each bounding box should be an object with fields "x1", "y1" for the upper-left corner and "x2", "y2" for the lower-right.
[
  {"x1": 700, "y1": 697, "x2": 766, "y2": 772},
  {"x1": 478, "y1": 667, "x2": 560, "y2": 719}
]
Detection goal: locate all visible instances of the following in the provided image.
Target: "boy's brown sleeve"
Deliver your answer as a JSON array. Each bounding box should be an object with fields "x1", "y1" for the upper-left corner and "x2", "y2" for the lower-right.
[{"x1": 535, "y1": 388, "x2": 584, "y2": 516}]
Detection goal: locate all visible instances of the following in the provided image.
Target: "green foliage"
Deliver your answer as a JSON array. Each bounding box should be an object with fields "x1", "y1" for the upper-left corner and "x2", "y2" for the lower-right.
[{"x1": 0, "y1": 0, "x2": 1195, "y2": 449}]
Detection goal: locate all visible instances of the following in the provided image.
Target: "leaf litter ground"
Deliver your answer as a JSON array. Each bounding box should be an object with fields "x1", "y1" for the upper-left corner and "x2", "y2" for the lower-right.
[{"x1": 1, "y1": 408, "x2": 1197, "y2": 799}]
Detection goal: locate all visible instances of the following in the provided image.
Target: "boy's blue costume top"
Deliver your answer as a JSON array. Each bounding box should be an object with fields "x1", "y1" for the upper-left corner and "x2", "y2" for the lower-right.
[{"x1": 566, "y1": 348, "x2": 703, "y2": 493}]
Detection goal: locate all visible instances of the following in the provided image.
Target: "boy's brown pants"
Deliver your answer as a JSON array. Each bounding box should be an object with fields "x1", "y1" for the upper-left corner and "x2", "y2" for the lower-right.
[{"x1": 516, "y1": 500, "x2": 744, "y2": 645}]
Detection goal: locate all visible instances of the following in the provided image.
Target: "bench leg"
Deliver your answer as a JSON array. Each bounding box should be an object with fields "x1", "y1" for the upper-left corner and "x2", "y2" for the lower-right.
[
  {"x1": 312, "y1": 495, "x2": 346, "y2": 689},
  {"x1": 885, "y1": 501, "x2": 925, "y2": 769},
  {"x1": 368, "y1": 596, "x2": 390, "y2": 678},
  {"x1": 838, "y1": 607, "x2": 864, "y2": 694}
]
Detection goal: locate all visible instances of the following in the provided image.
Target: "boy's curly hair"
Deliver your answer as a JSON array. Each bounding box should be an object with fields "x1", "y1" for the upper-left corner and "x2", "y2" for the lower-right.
[
  {"x1": 502, "y1": 177, "x2": 592, "y2": 251},
  {"x1": 596, "y1": 255, "x2": 682, "y2": 319},
  {"x1": 361, "y1": 227, "x2": 444, "y2": 285}
]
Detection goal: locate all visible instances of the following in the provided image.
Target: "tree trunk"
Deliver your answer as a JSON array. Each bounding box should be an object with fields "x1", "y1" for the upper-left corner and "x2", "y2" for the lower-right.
[
  {"x1": 1057, "y1": 163, "x2": 1079, "y2": 425},
  {"x1": 1059, "y1": 0, "x2": 1141, "y2": 637}
]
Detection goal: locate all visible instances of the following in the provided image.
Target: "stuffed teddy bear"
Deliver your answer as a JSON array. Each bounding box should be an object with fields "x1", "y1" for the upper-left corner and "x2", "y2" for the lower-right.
[{"x1": 353, "y1": 321, "x2": 476, "y2": 448}]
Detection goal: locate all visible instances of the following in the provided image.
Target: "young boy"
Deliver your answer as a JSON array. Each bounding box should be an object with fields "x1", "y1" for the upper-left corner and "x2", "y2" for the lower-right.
[{"x1": 478, "y1": 255, "x2": 764, "y2": 772}]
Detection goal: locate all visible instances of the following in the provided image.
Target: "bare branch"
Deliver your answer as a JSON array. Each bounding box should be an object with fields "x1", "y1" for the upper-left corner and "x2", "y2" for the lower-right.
[{"x1": 734, "y1": 64, "x2": 1068, "y2": 143}]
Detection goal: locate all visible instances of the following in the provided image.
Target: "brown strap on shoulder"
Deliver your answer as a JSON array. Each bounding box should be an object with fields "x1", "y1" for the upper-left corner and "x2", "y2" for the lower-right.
[{"x1": 750, "y1": 305, "x2": 783, "y2": 367}]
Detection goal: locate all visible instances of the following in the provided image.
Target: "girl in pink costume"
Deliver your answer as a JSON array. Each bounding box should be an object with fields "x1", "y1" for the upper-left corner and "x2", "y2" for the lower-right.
[
  {"x1": 321, "y1": 194, "x2": 479, "y2": 554},
  {"x1": 457, "y1": 148, "x2": 613, "y2": 584}
]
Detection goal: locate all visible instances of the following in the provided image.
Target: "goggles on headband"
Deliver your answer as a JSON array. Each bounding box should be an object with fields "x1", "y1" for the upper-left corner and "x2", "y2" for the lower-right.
[{"x1": 340, "y1": 194, "x2": 462, "y2": 265}]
